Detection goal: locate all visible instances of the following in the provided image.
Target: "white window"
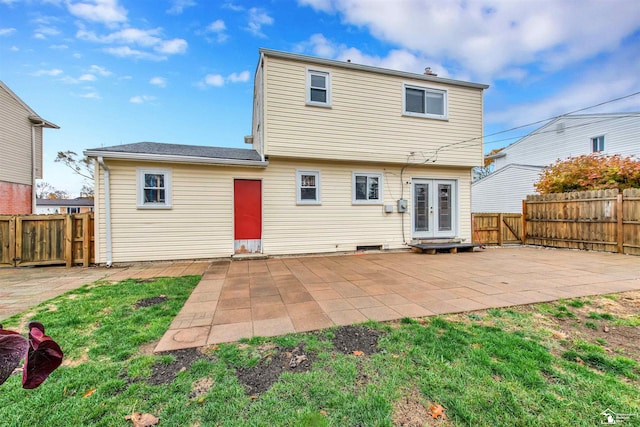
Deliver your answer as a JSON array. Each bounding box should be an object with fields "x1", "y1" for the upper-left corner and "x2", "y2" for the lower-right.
[
  {"x1": 67, "y1": 207, "x2": 80, "y2": 214},
  {"x1": 137, "y1": 168, "x2": 172, "y2": 209},
  {"x1": 353, "y1": 172, "x2": 383, "y2": 204},
  {"x1": 296, "y1": 170, "x2": 321, "y2": 204},
  {"x1": 591, "y1": 135, "x2": 605, "y2": 152},
  {"x1": 403, "y1": 84, "x2": 447, "y2": 119},
  {"x1": 306, "y1": 69, "x2": 331, "y2": 107}
]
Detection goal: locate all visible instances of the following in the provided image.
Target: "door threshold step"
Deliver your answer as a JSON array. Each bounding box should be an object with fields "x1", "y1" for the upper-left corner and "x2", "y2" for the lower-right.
[{"x1": 410, "y1": 242, "x2": 481, "y2": 254}]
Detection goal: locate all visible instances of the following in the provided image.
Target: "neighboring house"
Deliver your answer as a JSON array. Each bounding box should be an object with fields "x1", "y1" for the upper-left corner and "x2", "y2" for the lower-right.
[
  {"x1": 36, "y1": 197, "x2": 94, "y2": 214},
  {"x1": 0, "y1": 81, "x2": 59, "y2": 214},
  {"x1": 85, "y1": 49, "x2": 488, "y2": 265},
  {"x1": 473, "y1": 113, "x2": 640, "y2": 213}
]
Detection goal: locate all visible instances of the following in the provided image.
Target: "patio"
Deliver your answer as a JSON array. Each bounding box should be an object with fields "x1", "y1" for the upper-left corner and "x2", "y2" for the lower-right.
[{"x1": 155, "y1": 247, "x2": 640, "y2": 351}]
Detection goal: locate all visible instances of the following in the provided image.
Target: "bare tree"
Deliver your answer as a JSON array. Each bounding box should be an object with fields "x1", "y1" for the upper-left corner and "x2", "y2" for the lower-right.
[
  {"x1": 36, "y1": 181, "x2": 56, "y2": 199},
  {"x1": 55, "y1": 151, "x2": 94, "y2": 197}
]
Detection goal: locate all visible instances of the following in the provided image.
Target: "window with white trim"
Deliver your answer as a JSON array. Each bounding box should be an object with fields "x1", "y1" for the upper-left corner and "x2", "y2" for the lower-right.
[
  {"x1": 353, "y1": 172, "x2": 383, "y2": 204},
  {"x1": 306, "y1": 69, "x2": 331, "y2": 107},
  {"x1": 137, "y1": 168, "x2": 172, "y2": 209},
  {"x1": 296, "y1": 170, "x2": 321, "y2": 204},
  {"x1": 403, "y1": 84, "x2": 447, "y2": 119},
  {"x1": 591, "y1": 135, "x2": 605, "y2": 152}
]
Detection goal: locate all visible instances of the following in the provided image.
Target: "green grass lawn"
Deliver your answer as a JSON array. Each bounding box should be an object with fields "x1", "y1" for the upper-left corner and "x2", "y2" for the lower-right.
[{"x1": 1, "y1": 276, "x2": 638, "y2": 426}]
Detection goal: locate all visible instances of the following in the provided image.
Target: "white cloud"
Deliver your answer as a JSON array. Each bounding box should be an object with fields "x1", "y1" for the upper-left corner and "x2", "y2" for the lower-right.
[
  {"x1": 34, "y1": 26, "x2": 60, "y2": 39},
  {"x1": 50, "y1": 44, "x2": 69, "y2": 49},
  {"x1": 205, "y1": 19, "x2": 228, "y2": 42},
  {"x1": 166, "y1": 0, "x2": 196, "y2": 15},
  {"x1": 32, "y1": 68, "x2": 64, "y2": 76},
  {"x1": 79, "y1": 91, "x2": 101, "y2": 99},
  {"x1": 78, "y1": 73, "x2": 96, "y2": 81},
  {"x1": 298, "y1": 0, "x2": 640, "y2": 82},
  {"x1": 88, "y1": 64, "x2": 112, "y2": 76},
  {"x1": 77, "y1": 27, "x2": 187, "y2": 58},
  {"x1": 202, "y1": 74, "x2": 225, "y2": 87},
  {"x1": 103, "y1": 46, "x2": 164, "y2": 60},
  {"x1": 149, "y1": 76, "x2": 167, "y2": 87},
  {"x1": 156, "y1": 38, "x2": 187, "y2": 54},
  {"x1": 0, "y1": 28, "x2": 16, "y2": 36},
  {"x1": 67, "y1": 0, "x2": 127, "y2": 26},
  {"x1": 207, "y1": 19, "x2": 226, "y2": 32},
  {"x1": 246, "y1": 7, "x2": 273, "y2": 37},
  {"x1": 129, "y1": 95, "x2": 157, "y2": 104},
  {"x1": 228, "y1": 71, "x2": 250, "y2": 83},
  {"x1": 199, "y1": 70, "x2": 252, "y2": 88}
]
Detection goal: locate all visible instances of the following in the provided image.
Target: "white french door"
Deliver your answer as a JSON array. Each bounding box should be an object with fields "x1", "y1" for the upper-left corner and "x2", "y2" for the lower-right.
[{"x1": 412, "y1": 179, "x2": 457, "y2": 239}]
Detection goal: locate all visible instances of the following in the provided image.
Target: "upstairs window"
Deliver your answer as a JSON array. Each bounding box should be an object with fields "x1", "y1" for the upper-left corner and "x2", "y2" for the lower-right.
[
  {"x1": 591, "y1": 135, "x2": 605, "y2": 152},
  {"x1": 307, "y1": 69, "x2": 331, "y2": 107},
  {"x1": 403, "y1": 84, "x2": 447, "y2": 119},
  {"x1": 137, "y1": 168, "x2": 172, "y2": 209},
  {"x1": 296, "y1": 170, "x2": 321, "y2": 204},
  {"x1": 353, "y1": 172, "x2": 383, "y2": 204}
]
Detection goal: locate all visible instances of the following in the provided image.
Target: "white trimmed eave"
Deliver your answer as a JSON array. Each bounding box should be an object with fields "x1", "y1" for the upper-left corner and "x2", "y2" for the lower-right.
[{"x1": 84, "y1": 150, "x2": 269, "y2": 167}]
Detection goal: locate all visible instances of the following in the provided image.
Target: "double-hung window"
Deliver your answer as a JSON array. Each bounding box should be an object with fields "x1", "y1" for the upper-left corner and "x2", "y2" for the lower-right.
[
  {"x1": 306, "y1": 69, "x2": 331, "y2": 107},
  {"x1": 137, "y1": 168, "x2": 172, "y2": 209},
  {"x1": 353, "y1": 172, "x2": 383, "y2": 204},
  {"x1": 403, "y1": 84, "x2": 447, "y2": 119},
  {"x1": 296, "y1": 170, "x2": 321, "y2": 204},
  {"x1": 591, "y1": 135, "x2": 605, "y2": 152}
]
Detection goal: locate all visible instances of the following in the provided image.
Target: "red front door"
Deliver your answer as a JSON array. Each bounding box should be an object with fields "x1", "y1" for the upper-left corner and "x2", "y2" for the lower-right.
[{"x1": 233, "y1": 179, "x2": 262, "y2": 253}]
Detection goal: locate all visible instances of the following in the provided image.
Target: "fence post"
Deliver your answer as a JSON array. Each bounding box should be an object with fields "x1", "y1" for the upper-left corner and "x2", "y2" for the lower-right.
[
  {"x1": 497, "y1": 213, "x2": 504, "y2": 246},
  {"x1": 521, "y1": 200, "x2": 527, "y2": 245},
  {"x1": 617, "y1": 193, "x2": 624, "y2": 254},
  {"x1": 9, "y1": 217, "x2": 16, "y2": 266},
  {"x1": 82, "y1": 214, "x2": 91, "y2": 267},
  {"x1": 64, "y1": 215, "x2": 73, "y2": 268}
]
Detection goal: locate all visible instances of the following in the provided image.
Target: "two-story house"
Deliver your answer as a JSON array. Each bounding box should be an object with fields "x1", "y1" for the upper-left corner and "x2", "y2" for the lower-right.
[
  {"x1": 0, "y1": 81, "x2": 59, "y2": 214},
  {"x1": 472, "y1": 113, "x2": 640, "y2": 213},
  {"x1": 85, "y1": 49, "x2": 488, "y2": 265}
]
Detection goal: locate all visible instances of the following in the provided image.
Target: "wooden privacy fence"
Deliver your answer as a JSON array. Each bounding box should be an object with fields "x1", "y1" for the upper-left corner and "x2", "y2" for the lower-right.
[
  {"x1": 473, "y1": 188, "x2": 640, "y2": 256},
  {"x1": 472, "y1": 213, "x2": 523, "y2": 246},
  {"x1": 524, "y1": 188, "x2": 640, "y2": 256},
  {"x1": 0, "y1": 213, "x2": 94, "y2": 268}
]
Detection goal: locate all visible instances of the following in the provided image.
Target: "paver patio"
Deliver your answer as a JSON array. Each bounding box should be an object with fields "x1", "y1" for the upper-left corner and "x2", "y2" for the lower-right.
[{"x1": 155, "y1": 247, "x2": 640, "y2": 351}]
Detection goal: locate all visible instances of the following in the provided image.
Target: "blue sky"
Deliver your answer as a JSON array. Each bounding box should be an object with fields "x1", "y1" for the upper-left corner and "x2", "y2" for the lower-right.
[{"x1": 1, "y1": 0, "x2": 639, "y2": 195}]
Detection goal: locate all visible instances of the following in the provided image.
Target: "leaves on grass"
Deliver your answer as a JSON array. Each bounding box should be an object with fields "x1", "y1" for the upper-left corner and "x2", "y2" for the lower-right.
[
  {"x1": 352, "y1": 350, "x2": 365, "y2": 357},
  {"x1": 83, "y1": 388, "x2": 96, "y2": 398},
  {"x1": 0, "y1": 328, "x2": 29, "y2": 386},
  {"x1": 124, "y1": 412, "x2": 159, "y2": 427},
  {"x1": 22, "y1": 322, "x2": 64, "y2": 389},
  {"x1": 429, "y1": 403, "x2": 447, "y2": 419}
]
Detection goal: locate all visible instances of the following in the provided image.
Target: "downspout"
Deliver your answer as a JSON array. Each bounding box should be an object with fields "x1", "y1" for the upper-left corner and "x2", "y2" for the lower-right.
[
  {"x1": 97, "y1": 157, "x2": 113, "y2": 267},
  {"x1": 31, "y1": 122, "x2": 45, "y2": 214}
]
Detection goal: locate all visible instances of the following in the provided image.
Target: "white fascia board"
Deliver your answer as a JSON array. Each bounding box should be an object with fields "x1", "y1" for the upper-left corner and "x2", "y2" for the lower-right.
[{"x1": 84, "y1": 150, "x2": 269, "y2": 168}]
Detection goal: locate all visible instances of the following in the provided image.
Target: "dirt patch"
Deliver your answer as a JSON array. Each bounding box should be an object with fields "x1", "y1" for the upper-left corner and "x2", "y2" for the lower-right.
[
  {"x1": 331, "y1": 325, "x2": 383, "y2": 355},
  {"x1": 147, "y1": 347, "x2": 210, "y2": 386},
  {"x1": 392, "y1": 387, "x2": 452, "y2": 427},
  {"x1": 236, "y1": 344, "x2": 314, "y2": 396},
  {"x1": 134, "y1": 295, "x2": 167, "y2": 309},
  {"x1": 190, "y1": 377, "x2": 214, "y2": 399}
]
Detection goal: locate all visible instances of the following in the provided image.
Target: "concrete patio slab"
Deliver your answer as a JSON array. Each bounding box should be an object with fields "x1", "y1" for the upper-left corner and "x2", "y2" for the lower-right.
[{"x1": 154, "y1": 247, "x2": 640, "y2": 351}]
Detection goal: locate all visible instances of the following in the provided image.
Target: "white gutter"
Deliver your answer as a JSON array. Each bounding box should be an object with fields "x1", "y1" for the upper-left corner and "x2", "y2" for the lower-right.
[
  {"x1": 30, "y1": 121, "x2": 45, "y2": 214},
  {"x1": 97, "y1": 157, "x2": 113, "y2": 267},
  {"x1": 84, "y1": 150, "x2": 268, "y2": 167}
]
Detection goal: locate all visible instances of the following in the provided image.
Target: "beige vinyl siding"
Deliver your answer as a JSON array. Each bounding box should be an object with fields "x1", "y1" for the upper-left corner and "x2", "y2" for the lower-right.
[
  {"x1": 95, "y1": 158, "x2": 472, "y2": 263},
  {"x1": 0, "y1": 86, "x2": 36, "y2": 185},
  {"x1": 263, "y1": 55, "x2": 483, "y2": 167}
]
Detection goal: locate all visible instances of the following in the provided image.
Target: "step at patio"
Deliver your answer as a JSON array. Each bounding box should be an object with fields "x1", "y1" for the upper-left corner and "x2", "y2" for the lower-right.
[{"x1": 410, "y1": 242, "x2": 481, "y2": 254}]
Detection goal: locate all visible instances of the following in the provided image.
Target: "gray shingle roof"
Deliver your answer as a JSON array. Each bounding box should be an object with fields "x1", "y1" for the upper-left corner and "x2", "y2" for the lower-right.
[{"x1": 86, "y1": 142, "x2": 262, "y2": 162}]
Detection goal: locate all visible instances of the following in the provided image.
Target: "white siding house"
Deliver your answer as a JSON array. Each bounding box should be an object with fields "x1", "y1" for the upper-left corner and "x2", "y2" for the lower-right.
[
  {"x1": 473, "y1": 113, "x2": 640, "y2": 213},
  {"x1": 87, "y1": 49, "x2": 488, "y2": 265}
]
